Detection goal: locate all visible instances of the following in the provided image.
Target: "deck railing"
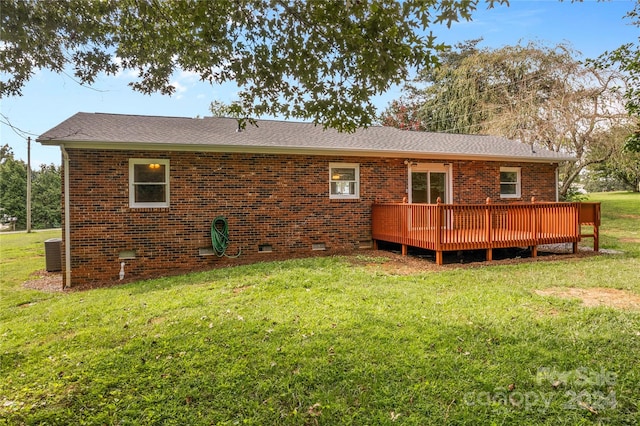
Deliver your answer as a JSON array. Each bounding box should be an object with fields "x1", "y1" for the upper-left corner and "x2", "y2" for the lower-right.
[{"x1": 371, "y1": 200, "x2": 600, "y2": 264}]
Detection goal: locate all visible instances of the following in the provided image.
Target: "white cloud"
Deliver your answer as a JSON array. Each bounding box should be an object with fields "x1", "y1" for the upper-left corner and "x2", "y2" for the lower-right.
[
  {"x1": 170, "y1": 80, "x2": 188, "y2": 99},
  {"x1": 177, "y1": 69, "x2": 201, "y2": 81},
  {"x1": 112, "y1": 56, "x2": 138, "y2": 79}
]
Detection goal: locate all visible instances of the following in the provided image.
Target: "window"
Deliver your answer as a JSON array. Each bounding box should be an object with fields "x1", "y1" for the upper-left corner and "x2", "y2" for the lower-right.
[
  {"x1": 129, "y1": 159, "x2": 170, "y2": 208},
  {"x1": 329, "y1": 163, "x2": 359, "y2": 199},
  {"x1": 500, "y1": 167, "x2": 521, "y2": 199}
]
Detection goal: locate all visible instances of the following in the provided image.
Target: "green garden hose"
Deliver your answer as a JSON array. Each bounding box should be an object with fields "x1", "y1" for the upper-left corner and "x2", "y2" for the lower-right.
[{"x1": 211, "y1": 216, "x2": 241, "y2": 258}]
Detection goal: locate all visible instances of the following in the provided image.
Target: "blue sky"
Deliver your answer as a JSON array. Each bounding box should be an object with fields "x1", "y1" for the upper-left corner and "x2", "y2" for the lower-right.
[{"x1": 1, "y1": 0, "x2": 637, "y2": 166}]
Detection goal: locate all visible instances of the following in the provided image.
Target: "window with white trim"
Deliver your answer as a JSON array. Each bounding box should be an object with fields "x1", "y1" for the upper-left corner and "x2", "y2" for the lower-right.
[
  {"x1": 500, "y1": 167, "x2": 521, "y2": 199},
  {"x1": 329, "y1": 163, "x2": 359, "y2": 199},
  {"x1": 129, "y1": 159, "x2": 170, "y2": 208}
]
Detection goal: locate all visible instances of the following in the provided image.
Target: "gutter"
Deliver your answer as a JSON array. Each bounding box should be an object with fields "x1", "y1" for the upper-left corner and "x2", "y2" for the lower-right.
[
  {"x1": 61, "y1": 144, "x2": 71, "y2": 288},
  {"x1": 39, "y1": 140, "x2": 577, "y2": 164}
]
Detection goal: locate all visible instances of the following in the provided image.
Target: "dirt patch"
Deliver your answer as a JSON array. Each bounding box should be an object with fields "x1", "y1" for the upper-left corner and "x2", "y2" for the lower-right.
[
  {"x1": 620, "y1": 237, "x2": 640, "y2": 243},
  {"x1": 22, "y1": 270, "x2": 63, "y2": 292},
  {"x1": 619, "y1": 214, "x2": 640, "y2": 220},
  {"x1": 148, "y1": 316, "x2": 166, "y2": 325},
  {"x1": 535, "y1": 287, "x2": 640, "y2": 310}
]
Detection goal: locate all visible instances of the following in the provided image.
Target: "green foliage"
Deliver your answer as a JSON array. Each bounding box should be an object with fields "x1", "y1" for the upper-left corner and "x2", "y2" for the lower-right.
[
  {"x1": 559, "y1": 185, "x2": 588, "y2": 202},
  {"x1": 0, "y1": 0, "x2": 509, "y2": 131},
  {"x1": 209, "y1": 101, "x2": 259, "y2": 131},
  {"x1": 0, "y1": 156, "x2": 27, "y2": 228},
  {"x1": 32, "y1": 164, "x2": 62, "y2": 228},
  {"x1": 407, "y1": 38, "x2": 494, "y2": 134},
  {"x1": 382, "y1": 40, "x2": 632, "y2": 198},
  {"x1": 584, "y1": 173, "x2": 631, "y2": 194},
  {"x1": 593, "y1": 1, "x2": 640, "y2": 119},
  {"x1": 1, "y1": 194, "x2": 639, "y2": 424},
  {"x1": 625, "y1": 131, "x2": 640, "y2": 152},
  {"x1": 0, "y1": 143, "x2": 14, "y2": 161},
  {"x1": 0, "y1": 154, "x2": 61, "y2": 230},
  {"x1": 586, "y1": 125, "x2": 640, "y2": 193}
]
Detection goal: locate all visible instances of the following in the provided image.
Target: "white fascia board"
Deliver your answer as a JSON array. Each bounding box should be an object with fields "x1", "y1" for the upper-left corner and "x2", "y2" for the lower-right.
[{"x1": 38, "y1": 140, "x2": 576, "y2": 163}]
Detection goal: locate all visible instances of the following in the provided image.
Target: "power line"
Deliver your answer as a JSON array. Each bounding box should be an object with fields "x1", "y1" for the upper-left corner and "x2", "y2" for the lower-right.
[{"x1": 0, "y1": 113, "x2": 39, "y2": 139}]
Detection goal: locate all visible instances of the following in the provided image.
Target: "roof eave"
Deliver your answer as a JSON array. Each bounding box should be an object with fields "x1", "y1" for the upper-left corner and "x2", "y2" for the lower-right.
[{"x1": 37, "y1": 140, "x2": 576, "y2": 163}]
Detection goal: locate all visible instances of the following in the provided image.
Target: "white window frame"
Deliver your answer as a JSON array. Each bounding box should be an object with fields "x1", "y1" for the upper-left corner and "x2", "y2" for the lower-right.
[
  {"x1": 500, "y1": 167, "x2": 521, "y2": 199},
  {"x1": 129, "y1": 159, "x2": 170, "y2": 208},
  {"x1": 329, "y1": 163, "x2": 360, "y2": 199},
  {"x1": 407, "y1": 163, "x2": 453, "y2": 204}
]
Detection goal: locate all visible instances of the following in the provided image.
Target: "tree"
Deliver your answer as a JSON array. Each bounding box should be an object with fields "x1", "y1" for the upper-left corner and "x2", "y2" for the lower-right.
[
  {"x1": 32, "y1": 164, "x2": 62, "y2": 229},
  {"x1": 592, "y1": 1, "x2": 640, "y2": 153},
  {"x1": 381, "y1": 41, "x2": 632, "y2": 198},
  {"x1": 0, "y1": 155, "x2": 27, "y2": 229},
  {"x1": 0, "y1": 148, "x2": 61, "y2": 230},
  {"x1": 625, "y1": 129, "x2": 640, "y2": 153},
  {"x1": 595, "y1": 1, "x2": 640, "y2": 119},
  {"x1": 379, "y1": 99, "x2": 426, "y2": 131},
  {"x1": 0, "y1": 144, "x2": 14, "y2": 163},
  {"x1": 1, "y1": 0, "x2": 507, "y2": 131},
  {"x1": 609, "y1": 124, "x2": 640, "y2": 192},
  {"x1": 383, "y1": 38, "x2": 489, "y2": 134}
]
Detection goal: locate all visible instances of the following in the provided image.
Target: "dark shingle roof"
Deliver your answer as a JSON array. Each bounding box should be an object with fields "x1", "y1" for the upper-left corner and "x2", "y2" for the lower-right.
[{"x1": 38, "y1": 112, "x2": 574, "y2": 162}]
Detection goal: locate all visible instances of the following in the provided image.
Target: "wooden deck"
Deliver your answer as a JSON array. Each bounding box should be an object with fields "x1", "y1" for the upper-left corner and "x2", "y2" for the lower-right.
[{"x1": 371, "y1": 200, "x2": 600, "y2": 264}]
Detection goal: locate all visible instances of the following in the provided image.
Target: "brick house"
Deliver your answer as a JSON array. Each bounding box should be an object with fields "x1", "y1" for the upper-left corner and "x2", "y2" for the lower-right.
[{"x1": 38, "y1": 112, "x2": 573, "y2": 288}]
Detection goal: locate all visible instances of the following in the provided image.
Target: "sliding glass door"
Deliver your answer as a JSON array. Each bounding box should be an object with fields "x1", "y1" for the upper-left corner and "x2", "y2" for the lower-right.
[{"x1": 410, "y1": 165, "x2": 450, "y2": 204}]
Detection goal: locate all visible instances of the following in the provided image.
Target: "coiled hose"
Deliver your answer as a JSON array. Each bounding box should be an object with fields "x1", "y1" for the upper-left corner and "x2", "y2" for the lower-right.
[{"x1": 211, "y1": 216, "x2": 241, "y2": 258}]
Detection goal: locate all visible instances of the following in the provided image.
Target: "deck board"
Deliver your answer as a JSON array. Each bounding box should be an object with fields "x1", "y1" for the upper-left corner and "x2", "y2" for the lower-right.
[{"x1": 372, "y1": 202, "x2": 599, "y2": 264}]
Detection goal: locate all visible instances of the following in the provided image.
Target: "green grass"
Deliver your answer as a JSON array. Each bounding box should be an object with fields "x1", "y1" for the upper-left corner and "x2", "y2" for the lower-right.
[
  {"x1": 1, "y1": 194, "x2": 639, "y2": 425},
  {"x1": 585, "y1": 192, "x2": 640, "y2": 253}
]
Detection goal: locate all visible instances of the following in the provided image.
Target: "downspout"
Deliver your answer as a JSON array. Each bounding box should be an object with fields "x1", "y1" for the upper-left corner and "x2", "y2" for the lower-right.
[
  {"x1": 61, "y1": 145, "x2": 72, "y2": 288},
  {"x1": 555, "y1": 166, "x2": 560, "y2": 202}
]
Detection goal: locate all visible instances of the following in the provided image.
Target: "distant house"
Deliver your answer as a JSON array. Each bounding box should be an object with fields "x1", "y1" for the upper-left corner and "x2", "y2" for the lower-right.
[{"x1": 38, "y1": 112, "x2": 573, "y2": 287}]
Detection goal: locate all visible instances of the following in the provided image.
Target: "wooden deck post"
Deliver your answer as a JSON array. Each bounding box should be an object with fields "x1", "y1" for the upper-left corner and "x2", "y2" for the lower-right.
[
  {"x1": 530, "y1": 197, "x2": 537, "y2": 258},
  {"x1": 435, "y1": 199, "x2": 443, "y2": 264},
  {"x1": 577, "y1": 202, "x2": 601, "y2": 253},
  {"x1": 485, "y1": 198, "x2": 492, "y2": 262},
  {"x1": 592, "y1": 203, "x2": 601, "y2": 252}
]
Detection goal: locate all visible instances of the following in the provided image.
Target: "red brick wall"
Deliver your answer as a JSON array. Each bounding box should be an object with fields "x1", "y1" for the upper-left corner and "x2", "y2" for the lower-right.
[
  {"x1": 62, "y1": 150, "x2": 558, "y2": 287},
  {"x1": 453, "y1": 161, "x2": 557, "y2": 204}
]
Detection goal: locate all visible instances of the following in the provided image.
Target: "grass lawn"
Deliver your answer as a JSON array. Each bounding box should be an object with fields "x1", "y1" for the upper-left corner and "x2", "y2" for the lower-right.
[{"x1": 1, "y1": 193, "x2": 639, "y2": 425}]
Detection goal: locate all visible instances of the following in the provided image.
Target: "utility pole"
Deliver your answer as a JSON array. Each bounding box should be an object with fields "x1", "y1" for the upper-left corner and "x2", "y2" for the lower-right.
[{"x1": 27, "y1": 136, "x2": 31, "y2": 233}]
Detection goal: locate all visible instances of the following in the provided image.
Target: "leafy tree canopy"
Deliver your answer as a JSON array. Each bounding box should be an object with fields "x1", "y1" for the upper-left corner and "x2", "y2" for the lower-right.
[
  {"x1": 0, "y1": 157, "x2": 61, "y2": 230},
  {"x1": 0, "y1": 143, "x2": 15, "y2": 163},
  {"x1": 0, "y1": 156, "x2": 27, "y2": 228},
  {"x1": 1, "y1": 0, "x2": 506, "y2": 131},
  {"x1": 32, "y1": 164, "x2": 62, "y2": 229},
  {"x1": 626, "y1": 131, "x2": 640, "y2": 152},
  {"x1": 595, "y1": 1, "x2": 640, "y2": 116},
  {"x1": 381, "y1": 40, "x2": 632, "y2": 197},
  {"x1": 587, "y1": 125, "x2": 640, "y2": 193},
  {"x1": 592, "y1": 1, "x2": 640, "y2": 150}
]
